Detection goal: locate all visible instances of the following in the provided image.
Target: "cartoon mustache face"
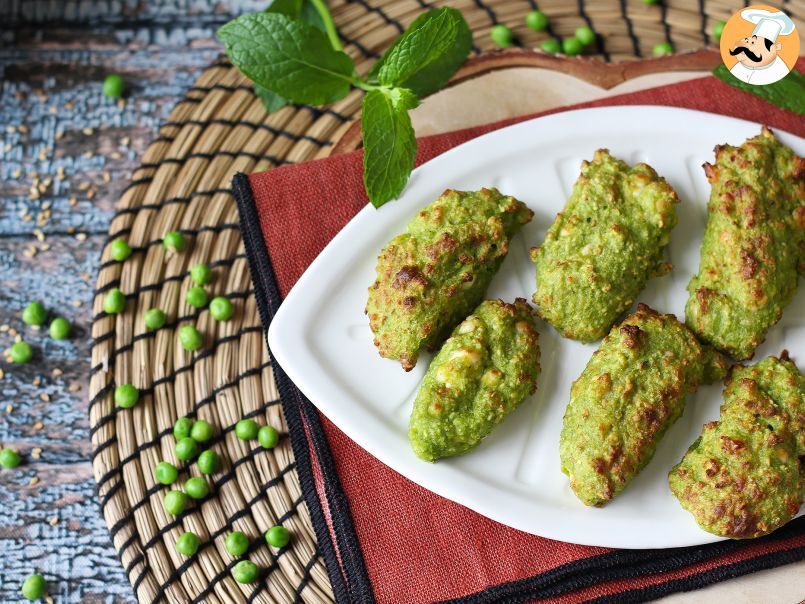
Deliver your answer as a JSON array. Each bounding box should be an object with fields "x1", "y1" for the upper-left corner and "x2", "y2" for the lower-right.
[{"x1": 730, "y1": 46, "x2": 763, "y2": 62}]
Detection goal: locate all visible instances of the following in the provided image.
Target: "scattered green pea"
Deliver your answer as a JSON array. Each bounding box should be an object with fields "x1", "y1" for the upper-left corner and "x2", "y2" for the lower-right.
[
  {"x1": 232, "y1": 560, "x2": 259, "y2": 584},
  {"x1": 179, "y1": 325, "x2": 203, "y2": 351},
  {"x1": 540, "y1": 38, "x2": 561, "y2": 54},
  {"x1": 155, "y1": 461, "x2": 179, "y2": 485},
  {"x1": 21, "y1": 573, "x2": 47, "y2": 601},
  {"x1": 562, "y1": 36, "x2": 583, "y2": 56},
  {"x1": 186, "y1": 286, "x2": 209, "y2": 309},
  {"x1": 525, "y1": 10, "x2": 549, "y2": 32},
  {"x1": 115, "y1": 384, "x2": 140, "y2": 409},
  {"x1": 110, "y1": 238, "x2": 132, "y2": 262},
  {"x1": 102, "y1": 73, "x2": 125, "y2": 98},
  {"x1": 490, "y1": 24, "x2": 513, "y2": 48},
  {"x1": 0, "y1": 448, "x2": 22, "y2": 469},
  {"x1": 190, "y1": 419, "x2": 213, "y2": 443},
  {"x1": 712, "y1": 20, "x2": 726, "y2": 40},
  {"x1": 184, "y1": 476, "x2": 209, "y2": 499},
  {"x1": 225, "y1": 531, "x2": 249, "y2": 557},
  {"x1": 258, "y1": 425, "x2": 279, "y2": 449},
  {"x1": 265, "y1": 525, "x2": 290, "y2": 548},
  {"x1": 197, "y1": 450, "x2": 220, "y2": 475},
  {"x1": 209, "y1": 297, "x2": 234, "y2": 322},
  {"x1": 163, "y1": 490, "x2": 189, "y2": 515},
  {"x1": 163, "y1": 230, "x2": 186, "y2": 253},
  {"x1": 22, "y1": 301, "x2": 47, "y2": 326},
  {"x1": 174, "y1": 417, "x2": 194, "y2": 439},
  {"x1": 235, "y1": 419, "x2": 259, "y2": 440},
  {"x1": 175, "y1": 437, "x2": 199, "y2": 461},
  {"x1": 103, "y1": 288, "x2": 126, "y2": 315},
  {"x1": 176, "y1": 531, "x2": 200, "y2": 556},
  {"x1": 653, "y1": 42, "x2": 674, "y2": 57},
  {"x1": 575, "y1": 26, "x2": 596, "y2": 47},
  {"x1": 144, "y1": 308, "x2": 167, "y2": 330},
  {"x1": 49, "y1": 317, "x2": 71, "y2": 340},
  {"x1": 9, "y1": 341, "x2": 33, "y2": 364},
  {"x1": 190, "y1": 263, "x2": 213, "y2": 286}
]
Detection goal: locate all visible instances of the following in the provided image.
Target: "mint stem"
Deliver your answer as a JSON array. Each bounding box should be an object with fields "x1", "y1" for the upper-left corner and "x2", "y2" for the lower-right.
[{"x1": 309, "y1": 0, "x2": 343, "y2": 52}]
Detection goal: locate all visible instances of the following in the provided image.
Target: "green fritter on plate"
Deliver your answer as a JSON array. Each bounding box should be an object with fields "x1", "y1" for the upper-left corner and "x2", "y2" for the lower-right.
[
  {"x1": 670, "y1": 354, "x2": 804, "y2": 539},
  {"x1": 409, "y1": 298, "x2": 540, "y2": 462},
  {"x1": 531, "y1": 150, "x2": 679, "y2": 342},
  {"x1": 367, "y1": 188, "x2": 533, "y2": 371},
  {"x1": 560, "y1": 304, "x2": 728, "y2": 507},
  {"x1": 686, "y1": 128, "x2": 805, "y2": 360}
]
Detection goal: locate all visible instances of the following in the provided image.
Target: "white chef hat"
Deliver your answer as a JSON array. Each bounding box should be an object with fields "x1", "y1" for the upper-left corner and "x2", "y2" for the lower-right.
[{"x1": 741, "y1": 8, "x2": 795, "y2": 43}]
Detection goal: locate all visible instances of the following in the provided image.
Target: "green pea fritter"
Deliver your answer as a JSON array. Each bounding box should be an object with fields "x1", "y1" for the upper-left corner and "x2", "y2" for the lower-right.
[
  {"x1": 669, "y1": 354, "x2": 804, "y2": 539},
  {"x1": 686, "y1": 127, "x2": 805, "y2": 360},
  {"x1": 367, "y1": 188, "x2": 533, "y2": 371},
  {"x1": 531, "y1": 150, "x2": 679, "y2": 342},
  {"x1": 560, "y1": 304, "x2": 728, "y2": 507},
  {"x1": 409, "y1": 298, "x2": 540, "y2": 462}
]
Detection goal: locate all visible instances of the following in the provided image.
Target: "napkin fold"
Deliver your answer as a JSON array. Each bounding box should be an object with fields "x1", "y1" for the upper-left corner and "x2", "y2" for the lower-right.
[{"x1": 233, "y1": 72, "x2": 805, "y2": 603}]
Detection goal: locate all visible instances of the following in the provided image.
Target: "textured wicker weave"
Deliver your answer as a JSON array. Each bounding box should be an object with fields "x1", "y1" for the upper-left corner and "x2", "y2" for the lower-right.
[{"x1": 88, "y1": 1, "x2": 803, "y2": 602}]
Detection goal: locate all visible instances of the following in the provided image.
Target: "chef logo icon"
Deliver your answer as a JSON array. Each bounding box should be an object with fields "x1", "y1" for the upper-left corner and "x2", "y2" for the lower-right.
[{"x1": 720, "y1": 5, "x2": 799, "y2": 86}]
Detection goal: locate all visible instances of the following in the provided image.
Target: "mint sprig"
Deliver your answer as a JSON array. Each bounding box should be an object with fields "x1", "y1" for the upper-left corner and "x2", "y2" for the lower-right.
[{"x1": 218, "y1": 5, "x2": 471, "y2": 208}]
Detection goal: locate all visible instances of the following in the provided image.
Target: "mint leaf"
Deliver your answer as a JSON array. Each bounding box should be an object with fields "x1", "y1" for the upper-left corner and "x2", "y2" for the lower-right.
[
  {"x1": 369, "y1": 8, "x2": 471, "y2": 98},
  {"x1": 266, "y1": 0, "x2": 326, "y2": 33},
  {"x1": 255, "y1": 84, "x2": 289, "y2": 113},
  {"x1": 712, "y1": 64, "x2": 805, "y2": 116},
  {"x1": 362, "y1": 87, "x2": 420, "y2": 208},
  {"x1": 218, "y1": 13, "x2": 354, "y2": 105}
]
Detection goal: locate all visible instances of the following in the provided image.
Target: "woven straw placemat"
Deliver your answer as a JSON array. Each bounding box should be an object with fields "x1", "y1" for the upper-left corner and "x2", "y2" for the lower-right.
[{"x1": 87, "y1": 1, "x2": 803, "y2": 602}]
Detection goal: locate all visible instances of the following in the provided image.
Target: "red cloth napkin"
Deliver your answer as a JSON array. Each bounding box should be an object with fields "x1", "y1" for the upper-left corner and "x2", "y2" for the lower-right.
[{"x1": 233, "y1": 72, "x2": 805, "y2": 603}]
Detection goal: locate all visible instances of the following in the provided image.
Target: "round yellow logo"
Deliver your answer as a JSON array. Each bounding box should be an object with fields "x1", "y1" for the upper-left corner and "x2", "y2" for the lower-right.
[{"x1": 720, "y1": 5, "x2": 799, "y2": 86}]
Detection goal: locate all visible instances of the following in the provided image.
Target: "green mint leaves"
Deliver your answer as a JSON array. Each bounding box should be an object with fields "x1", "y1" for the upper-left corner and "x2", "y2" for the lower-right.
[
  {"x1": 712, "y1": 64, "x2": 805, "y2": 116},
  {"x1": 218, "y1": 5, "x2": 471, "y2": 208}
]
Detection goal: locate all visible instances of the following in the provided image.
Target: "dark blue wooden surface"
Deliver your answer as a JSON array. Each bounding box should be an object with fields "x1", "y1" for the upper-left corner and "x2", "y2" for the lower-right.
[{"x1": 0, "y1": 3, "x2": 257, "y2": 601}]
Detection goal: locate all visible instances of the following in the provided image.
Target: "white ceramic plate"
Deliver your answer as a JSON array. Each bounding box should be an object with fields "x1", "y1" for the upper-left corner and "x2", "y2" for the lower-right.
[{"x1": 268, "y1": 106, "x2": 805, "y2": 549}]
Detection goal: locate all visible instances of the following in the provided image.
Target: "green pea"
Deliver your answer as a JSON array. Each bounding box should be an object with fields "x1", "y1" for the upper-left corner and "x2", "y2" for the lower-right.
[
  {"x1": 235, "y1": 419, "x2": 259, "y2": 440},
  {"x1": 712, "y1": 20, "x2": 726, "y2": 40},
  {"x1": 186, "y1": 286, "x2": 209, "y2": 309},
  {"x1": 642, "y1": 0, "x2": 659, "y2": 4},
  {"x1": 115, "y1": 384, "x2": 140, "y2": 409},
  {"x1": 490, "y1": 24, "x2": 513, "y2": 48},
  {"x1": 109, "y1": 238, "x2": 132, "y2": 262},
  {"x1": 155, "y1": 461, "x2": 178, "y2": 485},
  {"x1": 540, "y1": 38, "x2": 561, "y2": 54},
  {"x1": 225, "y1": 531, "x2": 249, "y2": 557},
  {"x1": 163, "y1": 490, "x2": 189, "y2": 515},
  {"x1": 174, "y1": 417, "x2": 194, "y2": 439},
  {"x1": 562, "y1": 37, "x2": 583, "y2": 56},
  {"x1": 653, "y1": 42, "x2": 673, "y2": 57},
  {"x1": 175, "y1": 437, "x2": 199, "y2": 461},
  {"x1": 190, "y1": 419, "x2": 213, "y2": 443},
  {"x1": 102, "y1": 73, "x2": 125, "y2": 98},
  {"x1": 163, "y1": 230, "x2": 186, "y2": 253},
  {"x1": 265, "y1": 525, "x2": 290, "y2": 548},
  {"x1": 22, "y1": 301, "x2": 47, "y2": 326},
  {"x1": 525, "y1": 10, "x2": 548, "y2": 32},
  {"x1": 49, "y1": 317, "x2": 71, "y2": 340},
  {"x1": 190, "y1": 263, "x2": 213, "y2": 286},
  {"x1": 209, "y1": 297, "x2": 234, "y2": 321},
  {"x1": 575, "y1": 26, "x2": 596, "y2": 47},
  {"x1": 21, "y1": 573, "x2": 47, "y2": 601},
  {"x1": 232, "y1": 560, "x2": 259, "y2": 584},
  {"x1": 179, "y1": 325, "x2": 203, "y2": 351},
  {"x1": 103, "y1": 288, "x2": 126, "y2": 315},
  {"x1": 9, "y1": 341, "x2": 33, "y2": 363},
  {"x1": 197, "y1": 450, "x2": 219, "y2": 475},
  {"x1": 258, "y1": 425, "x2": 279, "y2": 449},
  {"x1": 184, "y1": 476, "x2": 209, "y2": 499},
  {"x1": 144, "y1": 308, "x2": 167, "y2": 330},
  {"x1": 0, "y1": 448, "x2": 22, "y2": 469},
  {"x1": 176, "y1": 531, "x2": 200, "y2": 556}
]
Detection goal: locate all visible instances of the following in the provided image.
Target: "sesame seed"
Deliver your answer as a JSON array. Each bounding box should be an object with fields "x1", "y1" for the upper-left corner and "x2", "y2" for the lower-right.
[
  {"x1": 52, "y1": 368, "x2": 63, "y2": 377},
  {"x1": 33, "y1": 421, "x2": 44, "y2": 431},
  {"x1": 75, "y1": 232, "x2": 87, "y2": 241},
  {"x1": 12, "y1": 168, "x2": 22, "y2": 178},
  {"x1": 86, "y1": 190, "x2": 96, "y2": 200},
  {"x1": 29, "y1": 475, "x2": 40, "y2": 486},
  {"x1": 68, "y1": 196, "x2": 78, "y2": 207},
  {"x1": 71, "y1": 299, "x2": 82, "y2": 308},
  {"x1": 65, "y1": 101, "x2": 74, "y2": 110},
  {"x1": 31, "y1": 448, "x2": 42, "y2": 459},
  {"x1": 5, "y1": 404, "x2": 12, "y2": 414},
  {"x1": 48, "y1": 516, "x2": 59, "y2": 526},
  {"x1": 18, "y1": 124, "x2": 29, "y2": 134},
  {"x1": 102, "y1": 171, "x2": 111, "y2": 182},
  {"x1": 78, "y1": 181, "x2": 91, "y2": 191},
  {"x1": 39, "y1": 393, "x2": 50, "y2": 402},
  {"x1": 68, "y1": 383, "x2": 81, "y2": 393},
  {"x1": 121, "y1": 136, "x2": 130, "y2": 146},
  {"x1": 82, "y1": 127, "x2": 94, "y2": 136},
  {"x1": 54, "y1": 130, "x2": 64, "y2": 141},
  {"x1": 32, "y1": 377, "x2": 41, "y2": 386}
]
